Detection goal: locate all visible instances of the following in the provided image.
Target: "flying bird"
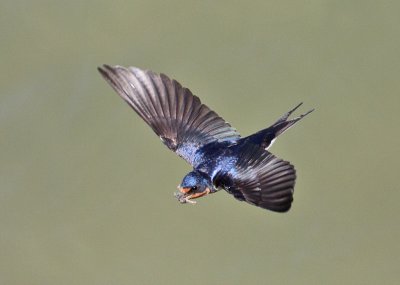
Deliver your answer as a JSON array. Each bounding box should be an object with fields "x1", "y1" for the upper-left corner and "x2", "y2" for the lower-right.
[{"x1": 98, "y1": 65, "x2": 313, "y2": 212}]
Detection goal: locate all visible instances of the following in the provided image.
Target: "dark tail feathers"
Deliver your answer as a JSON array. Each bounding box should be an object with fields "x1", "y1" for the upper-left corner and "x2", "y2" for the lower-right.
[
  {"x1": 272, "y1": 102, "x2": 314, "y2": 137},
  {"x1": 245, "y1": 102, "x2": 314, "y2": 149}
]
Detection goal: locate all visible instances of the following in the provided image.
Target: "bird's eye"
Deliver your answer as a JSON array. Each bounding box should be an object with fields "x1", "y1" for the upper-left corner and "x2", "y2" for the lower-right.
[{"x1": 191, "y1": 186, "x2": 197, "y2": 191}]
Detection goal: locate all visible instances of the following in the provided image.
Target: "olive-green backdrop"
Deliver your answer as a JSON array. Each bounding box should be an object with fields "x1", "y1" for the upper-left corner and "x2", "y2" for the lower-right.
[{"x1": 1, "y1": 1, "x2": 399, "y2": 284}]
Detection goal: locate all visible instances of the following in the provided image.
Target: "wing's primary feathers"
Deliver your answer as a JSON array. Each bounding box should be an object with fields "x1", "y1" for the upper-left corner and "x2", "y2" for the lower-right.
[
  {"x1": 216, "y1": 145, "x2": 296, "y2": 212},
  {"x1": 98, "y1": 65, "x2": 240, "y2": 165}
]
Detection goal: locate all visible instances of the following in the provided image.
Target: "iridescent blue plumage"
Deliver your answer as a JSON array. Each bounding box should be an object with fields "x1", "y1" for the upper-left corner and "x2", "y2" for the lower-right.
[{"x1": 98, "y1": 65, "x2": 313, "y2": 212}]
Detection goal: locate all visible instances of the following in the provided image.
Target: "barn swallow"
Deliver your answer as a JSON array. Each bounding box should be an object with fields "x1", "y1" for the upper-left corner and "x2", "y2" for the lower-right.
[{"x1": 98, "y1": 65, "x2": 313, "y2": 212}]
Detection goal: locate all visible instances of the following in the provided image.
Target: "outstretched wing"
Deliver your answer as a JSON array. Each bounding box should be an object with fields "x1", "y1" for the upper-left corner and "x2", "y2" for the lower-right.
[
  {"x1": 98, "y1": 65, "x2": 240, "y2": 165},
  {"x1": 214, "y1": 145, "x2": 296, "y2": 212}
]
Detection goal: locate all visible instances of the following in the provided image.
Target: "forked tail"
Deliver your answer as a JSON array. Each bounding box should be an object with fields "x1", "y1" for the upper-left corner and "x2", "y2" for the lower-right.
[{"x1": 244, "y1": 102, "x2": 314, "y2": 149}]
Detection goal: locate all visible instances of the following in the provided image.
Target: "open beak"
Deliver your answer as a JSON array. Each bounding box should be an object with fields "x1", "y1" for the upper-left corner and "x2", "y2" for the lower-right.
[{"x1": 175, "y1": 186, "x2": 211, "y2": 204}]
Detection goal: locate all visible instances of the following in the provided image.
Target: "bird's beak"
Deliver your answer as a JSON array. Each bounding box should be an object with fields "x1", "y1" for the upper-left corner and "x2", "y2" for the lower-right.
[
  {"x1": 175, "y1": 186, "x2": 211, "y2": 204},
  {"x1": 179, "y1": 187, "x2": 192, "y2": 194},
  {"x1": 188, "y1": 188, "x2": 211, "y2": 199}
]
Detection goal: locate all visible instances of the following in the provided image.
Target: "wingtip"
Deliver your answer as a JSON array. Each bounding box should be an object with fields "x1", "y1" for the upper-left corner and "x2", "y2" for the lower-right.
[
  {"x1": 97, "y1": 64, "x2": 122, "y2": 92},
  {"x1": 97, "y1": 64, "x2": 114, "y2": 71},
  {"x1": 97, "y1": 64, "x2": 121, "y2": 81},
  {"x1": 97, "y1": 64, "x2": 112, "y2": 75},
  {"x1": 97, "y1": 65, "x2": 106, "y2": 76}
]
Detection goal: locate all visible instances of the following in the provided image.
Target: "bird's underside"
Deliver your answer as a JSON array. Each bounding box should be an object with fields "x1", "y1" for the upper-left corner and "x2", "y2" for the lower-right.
[{"x1": 98, "y1": 64, "x2": 313, "y2": 212}]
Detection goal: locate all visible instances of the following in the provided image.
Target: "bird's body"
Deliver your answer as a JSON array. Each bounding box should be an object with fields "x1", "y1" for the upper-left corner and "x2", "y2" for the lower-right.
[{"x1": 98, "y1": 65, "x2": 313, "y2": 212}]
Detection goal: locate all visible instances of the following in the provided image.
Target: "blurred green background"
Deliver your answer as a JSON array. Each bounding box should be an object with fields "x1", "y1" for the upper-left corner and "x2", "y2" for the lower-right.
[{"x1": 1, "y1": 1, "x2": 399, "y2": 284}]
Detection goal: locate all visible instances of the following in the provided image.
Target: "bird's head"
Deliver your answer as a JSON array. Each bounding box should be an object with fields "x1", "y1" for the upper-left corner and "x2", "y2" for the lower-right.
[{"x1": 174, "y1": 171, "x2": 212, "y2": 204}]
